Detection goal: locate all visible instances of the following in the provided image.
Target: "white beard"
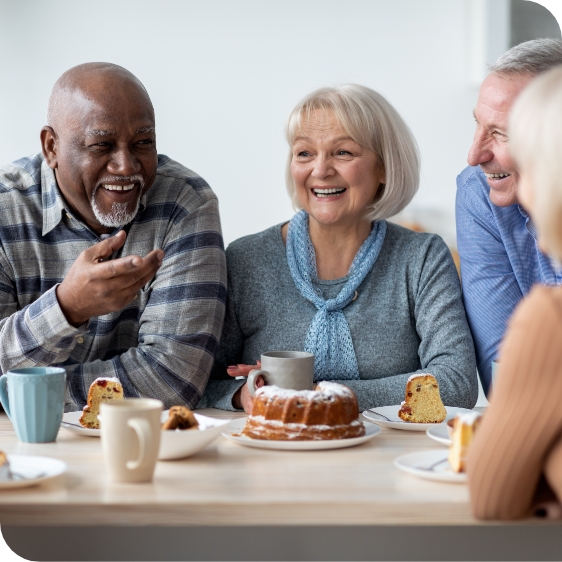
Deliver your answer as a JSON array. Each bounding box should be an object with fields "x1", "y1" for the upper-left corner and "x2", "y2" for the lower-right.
[{"x1": 91, "y1": 180, "x2": 143, "y2": 228}]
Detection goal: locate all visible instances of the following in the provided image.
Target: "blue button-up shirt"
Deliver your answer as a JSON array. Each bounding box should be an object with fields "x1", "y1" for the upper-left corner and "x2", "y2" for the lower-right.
[{"x1": 456, "y1": 165, "x2": 562, "y2": 395}]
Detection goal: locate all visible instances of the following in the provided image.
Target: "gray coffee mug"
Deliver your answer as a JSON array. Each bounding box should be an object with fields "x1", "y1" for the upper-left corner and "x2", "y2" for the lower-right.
[{"x1": 247, "y1": 351, "x2": 314, "y2": 396}]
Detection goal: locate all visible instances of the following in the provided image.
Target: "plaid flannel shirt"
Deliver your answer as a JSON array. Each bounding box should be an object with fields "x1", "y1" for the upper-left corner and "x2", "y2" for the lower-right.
[{"x1": 0, "y1": 154, "x2": 226, "y2": 411}]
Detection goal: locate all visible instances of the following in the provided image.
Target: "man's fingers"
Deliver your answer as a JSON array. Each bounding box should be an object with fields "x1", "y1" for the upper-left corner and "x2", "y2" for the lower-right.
[
  {"x1": 87, "y1": 230, "x2": 127, "y2": 263},
  {"x1": 97, "y1": 249, "x2": 163, "y2": 280}
]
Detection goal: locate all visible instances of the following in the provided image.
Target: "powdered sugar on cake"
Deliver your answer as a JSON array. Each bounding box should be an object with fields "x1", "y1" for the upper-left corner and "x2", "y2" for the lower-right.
[
  {"x1": 407, "y1": 373, "x2": 431, "y2": 382},
  {"x1": 93, "y1": 377, "x2": 120, "y2": 384},
  {"x1": 256, "y1": 382, "x2": 354, "y2": 401},
  {"x1": 244, "y1": 382, "x2": 365, "y2": 441}
]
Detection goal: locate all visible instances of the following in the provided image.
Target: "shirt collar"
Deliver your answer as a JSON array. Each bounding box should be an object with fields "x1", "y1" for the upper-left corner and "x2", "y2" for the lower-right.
[
  {"x1": 517, "y1": 204, "x2": 539, "y2": 240},
  {"x1": 41, "y1": 159, "x2": 69, "y2": 236}
]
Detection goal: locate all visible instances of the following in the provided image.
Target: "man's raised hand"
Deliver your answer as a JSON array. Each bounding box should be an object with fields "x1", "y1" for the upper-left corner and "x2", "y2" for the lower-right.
[{"x1": 56, "y1": 230, "x2": 164, "y2": 327}]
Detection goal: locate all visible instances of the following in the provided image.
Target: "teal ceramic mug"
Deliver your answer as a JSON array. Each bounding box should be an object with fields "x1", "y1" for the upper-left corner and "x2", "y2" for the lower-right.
[{"x1": 0, "y1": 367, "x2": 66, "y2": 442}]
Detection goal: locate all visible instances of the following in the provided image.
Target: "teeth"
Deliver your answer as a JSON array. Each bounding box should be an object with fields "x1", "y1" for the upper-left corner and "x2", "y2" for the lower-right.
[
  {"x1": 313, "y1": 188, "x2": 346, "y2": 197},
  {"x1": 102, "y1": 183, "x2": 134, "y2": 191},
  {"x1": 484, "y1": 173, "x2": 510, "y2": 179}
]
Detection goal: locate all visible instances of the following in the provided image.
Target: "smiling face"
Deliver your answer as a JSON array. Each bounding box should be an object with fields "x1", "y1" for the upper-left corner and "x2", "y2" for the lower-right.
[
  {"x1": 42, "y1": 70, "x2": 157, "y2": 235},
  {"x1": 468, "y1": 72, "x2": 533, "y2": 207},
  {"x1": 290, "y1": 110, "x2": 385, "y2": 231}
]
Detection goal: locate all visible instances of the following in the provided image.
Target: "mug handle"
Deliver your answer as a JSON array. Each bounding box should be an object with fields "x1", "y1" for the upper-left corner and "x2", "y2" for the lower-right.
[
  {"x1": 247, "y1": 369, "x2": 268, "y2": 396},
  {"x1": 126, "y1": 417, "x2": 151, "y2": 470},
  {"x1": 0, "y1": 375, "x2": 11, "y2": 419}
]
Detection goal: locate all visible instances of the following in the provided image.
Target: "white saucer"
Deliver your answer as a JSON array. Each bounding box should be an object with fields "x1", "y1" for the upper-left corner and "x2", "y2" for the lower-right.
[
  {"x1": 362, "y1": 406, "x2": 474, "y2": 431},
  {"x1": 61, "y1": 411, "x2": 99, "y2": 437},
  {"x1": 222, "y1": 419, "x2": 381, "y2": 451},
  {"x1": 0, "y1": 455, "x2": 67, "y2": 489},
  {"x1": 426, "y1": 423, "x2": 452, "y2": 446},
  {"x1": 394, "y1": 450, "x2": 466, "y2": 483}
]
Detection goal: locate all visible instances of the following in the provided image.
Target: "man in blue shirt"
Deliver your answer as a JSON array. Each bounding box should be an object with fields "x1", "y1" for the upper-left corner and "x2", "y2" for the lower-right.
[{"x1": 457, "y1": 38, "x2": 562, "y2": 395}]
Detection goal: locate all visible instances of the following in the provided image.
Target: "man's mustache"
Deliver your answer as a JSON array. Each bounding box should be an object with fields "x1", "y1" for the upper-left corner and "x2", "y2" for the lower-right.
[{"x1": 95, "y1": 175, "x2": 145, "y2": 189}]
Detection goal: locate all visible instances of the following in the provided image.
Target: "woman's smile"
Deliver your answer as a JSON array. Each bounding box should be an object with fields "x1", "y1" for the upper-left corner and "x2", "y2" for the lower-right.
[{"x1": 310, "y1": 186, "x2": 347, "y2": 200}]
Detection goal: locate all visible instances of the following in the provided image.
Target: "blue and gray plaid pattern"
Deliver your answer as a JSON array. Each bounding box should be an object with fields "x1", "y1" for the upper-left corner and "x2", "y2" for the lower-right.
[
  {"x1": 456, "y1": 165, "x2": 562, "y2": 395},
  {"x1": 0, "y1": 154, "x2": 226, "y2": 411}
]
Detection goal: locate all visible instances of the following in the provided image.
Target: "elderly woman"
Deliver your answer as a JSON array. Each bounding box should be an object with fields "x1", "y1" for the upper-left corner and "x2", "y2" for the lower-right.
[
  {"x1": 468, "y1": 67, "x2": 562, "y2": 520},
  {"x1": 201, "y1": 84, "x2": 477, "y2": 413}
]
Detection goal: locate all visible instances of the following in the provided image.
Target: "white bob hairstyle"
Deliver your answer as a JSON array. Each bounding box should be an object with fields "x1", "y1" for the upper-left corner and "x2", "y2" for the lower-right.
[
  {"x1": 509, "y1": 66, "x2": 562, "y2": 261},
  {"x1": 285, "y1": 84, "x2": 420, "y2": 222}
]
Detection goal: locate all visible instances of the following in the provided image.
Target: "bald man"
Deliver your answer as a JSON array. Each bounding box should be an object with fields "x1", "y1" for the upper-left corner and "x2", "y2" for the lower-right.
[{"x1": 0, "y1": 63, "x2": 226, "y2": 411}]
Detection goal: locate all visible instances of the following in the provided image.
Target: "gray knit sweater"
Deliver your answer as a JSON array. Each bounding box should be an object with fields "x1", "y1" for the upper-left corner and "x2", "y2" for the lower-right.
[{"x1": 199, "y1": 222, "x2": 478, "y2": 412}]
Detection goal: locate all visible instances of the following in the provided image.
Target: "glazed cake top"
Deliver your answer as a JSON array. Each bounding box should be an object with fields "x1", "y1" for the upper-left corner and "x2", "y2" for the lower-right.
[
  {"x1": 92, "y1": 377, "x2": 120, "y2": 384},
  {"x1": 255, "y1": 382, "x2": 354, "y2": 400},
  {"x1": 407, "y1": 373, "x2": 435, "y2": 382}
]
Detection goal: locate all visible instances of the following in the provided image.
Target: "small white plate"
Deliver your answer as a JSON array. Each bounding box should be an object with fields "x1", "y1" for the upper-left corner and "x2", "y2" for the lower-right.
[
  {"x1": 61, "y1": 411, "x2": 99, "y2": 437},
  {"x1": 394, "y1": 449, "x2": 466, "y2": 483},
  {"x1": 159, "y1": 413, "x2": 232, "y2": 460},
  {"x1": 222, "y1": 419, "x2": 381, "y2": 451},
  {"x1": 426, "y1": 423, "x2": 452, "y2": 446},
  {"x1": 362, "y1": 406, "x2": 474, "y2": 431},
  {"x1": 0, "y1": 455, "x2": 67, "y2": 489},
  {"x1": 62, "y1": 410, "x2": 232, "y2": 456}
]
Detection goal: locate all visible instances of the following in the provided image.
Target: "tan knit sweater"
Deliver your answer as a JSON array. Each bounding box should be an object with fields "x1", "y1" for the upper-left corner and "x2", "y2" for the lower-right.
[{"x1": 468, "y1": 285, "x2": 562, "y2": 520}]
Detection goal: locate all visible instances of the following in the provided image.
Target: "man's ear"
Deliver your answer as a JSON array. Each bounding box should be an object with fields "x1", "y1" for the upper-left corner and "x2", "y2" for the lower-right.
[{"x1": 41, "y1": 126, "x2": 58, "y2": 169}]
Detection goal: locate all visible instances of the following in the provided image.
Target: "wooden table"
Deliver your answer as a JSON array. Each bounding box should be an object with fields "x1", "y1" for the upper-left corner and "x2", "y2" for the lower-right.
[{"x1": 0, "y1": 409, "x2": 560, "y2": 561}]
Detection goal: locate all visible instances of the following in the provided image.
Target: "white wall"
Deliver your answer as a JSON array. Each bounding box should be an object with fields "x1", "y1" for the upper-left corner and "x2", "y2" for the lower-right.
[{"x1": 0, "y1": 0, "x2": 488, "y2": 247}]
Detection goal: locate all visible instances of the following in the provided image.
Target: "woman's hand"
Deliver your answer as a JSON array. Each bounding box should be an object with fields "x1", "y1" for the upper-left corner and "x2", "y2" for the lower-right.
[
  {"x1": 233, "y1": 382, "x2": 258, "y2": 413},
  {"x1": 226, "y1": 361, "x2": 261, "y2": 378},
  {"x1": 229, "y1": 362, "x2": 264, "y2": 413}
]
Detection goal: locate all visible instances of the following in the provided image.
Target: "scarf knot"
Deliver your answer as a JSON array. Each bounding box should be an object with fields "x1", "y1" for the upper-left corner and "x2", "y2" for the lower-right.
[{"x1": 286, "y1": 211, "x2": 386, "y2": 381}]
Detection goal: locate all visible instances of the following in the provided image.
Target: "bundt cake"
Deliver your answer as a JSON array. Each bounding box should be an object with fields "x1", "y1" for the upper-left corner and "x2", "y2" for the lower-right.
[
  {"x1": 79, "y1": 377, "x2": 124, "y2": 429},
  {"x1": 241, "y1": 382, "x2": 365, "y2": 441},
  {"x1": 398, "y1": 374, "x2": 446, "y2": 423},
  {"x1": 162, "y1": 406, "x2": 199, "y2": 430},
  {"x1": 448, "y1": 411, "x2": 482, "y2": 473}
]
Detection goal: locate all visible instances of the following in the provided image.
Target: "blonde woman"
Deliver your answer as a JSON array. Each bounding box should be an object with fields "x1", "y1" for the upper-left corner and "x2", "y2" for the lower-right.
[
  {"x1": 469, "y1": 66, "x2": 562, "y2": 520},
  {"x1": 200, "y1": 84, "x2": 477, "y2": 413}
]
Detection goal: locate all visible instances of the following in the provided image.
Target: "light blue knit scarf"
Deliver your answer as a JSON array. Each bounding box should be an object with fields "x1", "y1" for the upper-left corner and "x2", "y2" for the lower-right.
[{"x1": 286, "y1": 210, "x2": 387, "y2": 381}]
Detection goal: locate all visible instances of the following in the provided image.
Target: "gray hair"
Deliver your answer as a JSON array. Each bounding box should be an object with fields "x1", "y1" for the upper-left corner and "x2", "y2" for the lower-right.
[
  {"x1": 489, "y1": 38, "x2": 562, "y2": 76},
  {"x1": 509, "y1": 66, "x2": 562, "y2": 261},
  {"x1": 285, "y1": 84, "x2": 420, "y2": 222}
]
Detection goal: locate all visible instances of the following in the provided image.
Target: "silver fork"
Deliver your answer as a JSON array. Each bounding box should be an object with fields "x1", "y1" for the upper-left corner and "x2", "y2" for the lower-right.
[
  {"x1": 10, "y1": 471, "x2": 47, "y2": 481},
  {"x1": 367, "y1": 409, "x2": 394, "y2": 422},
  {"x1": 414, "y1": 457, "x2": 449, "y2": 472},
  {"x1": 61, "y1": 421, "x2": 85, "y2": 429}
]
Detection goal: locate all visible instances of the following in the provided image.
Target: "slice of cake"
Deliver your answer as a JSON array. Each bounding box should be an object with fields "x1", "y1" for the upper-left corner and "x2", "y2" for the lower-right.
[
  {"x1": 448, "y1": 411, "x2": 482, "y2": 473},
  {"x1": 0, "y1": 451, "x2": 11, "y2": 480},
  {"x1": 241, "y1": 382, "x2": 365, "y2": 441},
  {"x1": 79, "y1": 377, "x2": 124, "y2": 429},
  {"x1": 398, "y1": 374, "x2": 446, "y2": 423},
  {"x1": 162, "y1": 406, "x2": 199, "y2": 430}
]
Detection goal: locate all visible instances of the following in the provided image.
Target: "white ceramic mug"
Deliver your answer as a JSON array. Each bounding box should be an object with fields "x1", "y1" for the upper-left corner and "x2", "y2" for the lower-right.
[
  {"x1": 247, "y1": 351, "x2": 314, "y2": 396},
  {"x1": 99, "y1": 398, "x2": 163, "y2": 483}
]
